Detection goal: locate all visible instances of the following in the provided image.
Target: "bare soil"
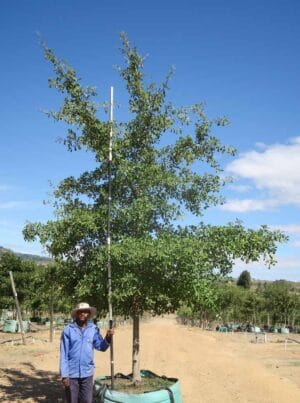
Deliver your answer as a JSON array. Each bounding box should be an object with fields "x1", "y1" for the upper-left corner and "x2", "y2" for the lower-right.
[{"x1": 1, "y1": 315, "x2": 300, "y2": 402}]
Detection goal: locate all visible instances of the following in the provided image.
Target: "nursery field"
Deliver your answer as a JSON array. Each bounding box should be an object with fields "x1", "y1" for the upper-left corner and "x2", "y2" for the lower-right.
[{"x1": 1, "y1": 315, "x2": 300, "y2": 402}]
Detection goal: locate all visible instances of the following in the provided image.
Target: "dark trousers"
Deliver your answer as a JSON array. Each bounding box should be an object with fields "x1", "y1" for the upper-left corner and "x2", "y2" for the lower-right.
[{"x1": 65, "y1": 376, "x2": 94, "y2": 403}]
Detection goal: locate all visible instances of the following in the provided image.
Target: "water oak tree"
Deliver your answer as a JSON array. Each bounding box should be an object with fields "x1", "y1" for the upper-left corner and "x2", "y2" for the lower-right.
[
  {"x1": 23, "y1": 35, "x2": 286, "y2": 382},
  {"x1": 237, "y1": 270, "x2": 252, "y2": 289}
]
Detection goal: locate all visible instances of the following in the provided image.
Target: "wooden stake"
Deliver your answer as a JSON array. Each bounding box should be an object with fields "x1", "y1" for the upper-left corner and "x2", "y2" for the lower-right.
[
  {"x1": 49, "y1": 285, "x2": 54, "y2": 342},
  {"x1": 9, "y1": 271, "x2": 26, "y2": 345}
]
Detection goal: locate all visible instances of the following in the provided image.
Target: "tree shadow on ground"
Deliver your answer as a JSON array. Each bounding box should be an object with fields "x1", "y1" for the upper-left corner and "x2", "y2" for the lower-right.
[{"x1": 0, "y1": 362, "x2": 64, "y2": 402}]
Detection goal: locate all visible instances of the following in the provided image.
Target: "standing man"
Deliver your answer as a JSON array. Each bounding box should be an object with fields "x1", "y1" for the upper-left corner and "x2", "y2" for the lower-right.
[{"x1": 60, "y1": 302, "x2": 114, "y2": 403}]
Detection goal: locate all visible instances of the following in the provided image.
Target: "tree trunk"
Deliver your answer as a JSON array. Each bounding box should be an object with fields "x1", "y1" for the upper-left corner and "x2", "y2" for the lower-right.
[
  {"x1": 284, "y1": 312, "x2": 287, "y2": 327},
  {"x1": 132, "y1": 297, "x2": 141, "y2": 383}
]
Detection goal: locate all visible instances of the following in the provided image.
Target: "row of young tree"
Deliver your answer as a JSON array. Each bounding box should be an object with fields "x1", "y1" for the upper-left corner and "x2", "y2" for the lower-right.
[
  {"x1": 1, "y1": 253, "x2": 298, "y2": 334},
  {"x1": 0, "y1": 252, "x2": 71, "y2": 316},
  {"x1": 178, "y1": 271, "x2": 300, "y2": 329}
]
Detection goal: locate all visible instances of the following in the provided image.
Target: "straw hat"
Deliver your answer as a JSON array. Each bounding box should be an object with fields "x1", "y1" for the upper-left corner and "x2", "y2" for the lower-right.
[{"x1": 71, "y1": 302, "x2": 97, "y2": 320}]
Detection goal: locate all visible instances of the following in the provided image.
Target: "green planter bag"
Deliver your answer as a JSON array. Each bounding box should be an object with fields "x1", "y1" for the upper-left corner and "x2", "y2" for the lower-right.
[
  {"x1": 3, "y1": 319, "x2": 18, "y2": 333},
  {"x1": 93, "y1": 370, "x2": 183, "y2": 403}
]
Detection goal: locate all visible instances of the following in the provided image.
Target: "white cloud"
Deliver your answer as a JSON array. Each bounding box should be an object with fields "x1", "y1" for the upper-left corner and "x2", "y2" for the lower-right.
[
  {"x1": 272, "y1": 256, "x2": 300, "y2": 269},
  {"x1": 220, "y1": 198, "x2": 279, "y2": 212},
  {"x1": 225, "y1": 136, "x2": 300, "y2": 211},
  {"x1": 254, "y1": 142, "x2": 267, "y2": 150},
  {"x1": 269, "y1": 224, "x2": 300, "y2": 235},
  {"x1": 232, "y1": 256, "x2": 300, "y2": 281},
  {"x1": 235, "y1": 256, "x2": 300, "y2": 270},
  {"x1": 228, "y1": 184, "x2": 252, "y2": 193},
  {"x1": 291, "y1": 240, "x2": 300, "y2": 248}
]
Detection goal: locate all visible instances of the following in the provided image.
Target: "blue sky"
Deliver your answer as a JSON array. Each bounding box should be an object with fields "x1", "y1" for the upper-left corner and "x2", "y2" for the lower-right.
[{"x1": 1, "y1": 0, "x2": 300, "y2": 281}]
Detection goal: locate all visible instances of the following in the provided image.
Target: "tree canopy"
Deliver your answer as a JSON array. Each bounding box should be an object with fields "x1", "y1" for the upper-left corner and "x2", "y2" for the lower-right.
[
  {"x1": 237, "y1": 270, "x2": 252, "y2": 289},
  {"x1": 0, "y1": 252, "x2": 34, "y2": 308}
]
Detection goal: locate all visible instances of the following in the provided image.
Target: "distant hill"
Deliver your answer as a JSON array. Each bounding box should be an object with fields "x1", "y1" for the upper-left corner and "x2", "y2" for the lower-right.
[{"x1": 0, "y1": 246, "x2": 51, "y2": 263}]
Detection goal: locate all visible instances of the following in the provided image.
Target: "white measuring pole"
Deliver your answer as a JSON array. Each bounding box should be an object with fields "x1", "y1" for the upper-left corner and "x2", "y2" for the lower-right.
[{"x1": 107, "y1": 86, "x2": 114, "y2": 388}]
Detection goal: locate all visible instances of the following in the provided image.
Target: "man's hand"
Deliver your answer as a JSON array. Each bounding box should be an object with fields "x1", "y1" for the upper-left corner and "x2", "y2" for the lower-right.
[
  {"x1": 62, "y1": 377, "x2": 70, "y2": 388},
  {"x1": 105, "y1": 328, "x2": 115, "y2": 343}
]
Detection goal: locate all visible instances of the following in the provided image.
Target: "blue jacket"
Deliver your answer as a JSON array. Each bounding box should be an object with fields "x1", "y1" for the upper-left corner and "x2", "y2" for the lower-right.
[{"x1": 60, "y1": 321, "x2": 110, "y2": 378}]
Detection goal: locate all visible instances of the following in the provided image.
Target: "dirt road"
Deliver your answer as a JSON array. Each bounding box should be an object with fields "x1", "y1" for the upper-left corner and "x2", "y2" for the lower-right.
[{"x1": 1, "y1": 315, "x2": 300, "y2": 402}]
